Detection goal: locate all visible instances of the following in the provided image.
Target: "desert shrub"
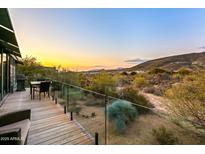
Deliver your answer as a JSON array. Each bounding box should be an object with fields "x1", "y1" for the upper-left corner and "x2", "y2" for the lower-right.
[
  {"x1": 159, "y1": 73, "x2": 171, "y2": 81},
  {"x1": 85, "y1": 94, "x2": 105, "y2": 106},
  {"x1": 69, "y1": 105, "x2": 81, "y2": 114},
  {"x1": 120, "y1": 87, "x2": 153, "y2": 114},
  {"x1": 172, "y1": 73, "x2": 183, "y2": 82},
  {"x1": 88, "y1": 71, "x2": 117, "y2": 96},
  {"x1": 130, "y1": 71, "x2": 137, "y2": 75},
  {"x1": 177, "y1": 68, "x2": 191, "y2": 75},
  {"x1": 79, "y1": 74, "x2": 90, "y2": 88},
  {"x1": 107, "y1": 100, "x2": 138, "y2": 133},
  {"x1": 152, "y1": 126, "x2": 179, "y2": 145},
  {"x1": 69, "y1": 89, "x2": 85, "y2": 103},
  {"x1": 133, "y1": 76, "x2": 148, "y2": 89},
  {"x1": 84, "y1": 94, "x2": 95, "y2": 105},
  {"x1": 143, "y1": 86, "x2": 163, "y2": 96},
  {"x1": 149, "y1": 73, "x2": 171, "y2": 85},
  {"x1": 121, "y1": 71, "x2": 128, "y2": 76},
  {"x1": 117, "y1": 76, "x2": 132, "y2": 87},
  {"x1": 149, "y1": 68, "x2": 170, "y2": 74},
  {"x1": 112, "y1": 74, "x2": 124, "y2": 87},
  {"x1": 165, "y1": 73, "x2": 205, "y2": 128}
]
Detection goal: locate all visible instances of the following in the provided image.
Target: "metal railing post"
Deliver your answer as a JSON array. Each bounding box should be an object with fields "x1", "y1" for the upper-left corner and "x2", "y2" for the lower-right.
[
  {"x1": 70, "y1": 112, "x2": 73, "y2": 121},
  {"x1": 64, "y1": 105, "x2": 67, "y2": 114},
  {"x1": 66, "y1": 85, "x2": 70, "y2": 111},
  {"x1": 95, "y1": 132, "x2": 99, "y2": 145}
]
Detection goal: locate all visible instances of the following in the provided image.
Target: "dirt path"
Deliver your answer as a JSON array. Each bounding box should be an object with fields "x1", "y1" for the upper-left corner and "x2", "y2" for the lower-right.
[{"x1": 140, "y1": 92, "x2": 168, "y2": 113}]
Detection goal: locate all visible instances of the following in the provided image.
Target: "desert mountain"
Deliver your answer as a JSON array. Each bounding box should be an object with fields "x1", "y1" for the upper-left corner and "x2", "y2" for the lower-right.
[{"x1": 129, "y1": 52, "x2": 205, "y2": 71}]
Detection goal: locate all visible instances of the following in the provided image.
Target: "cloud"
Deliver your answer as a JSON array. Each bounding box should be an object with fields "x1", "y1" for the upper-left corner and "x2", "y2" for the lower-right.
[
  {"x1": 199, "y1": 46, "x2": 205, "y2": 50},
  {"x1": 192, "y1": 46, "x2": 205, "y2": 53},
  {"x1": 124, "y1": 58, "x2": 147, "y2": 64}
]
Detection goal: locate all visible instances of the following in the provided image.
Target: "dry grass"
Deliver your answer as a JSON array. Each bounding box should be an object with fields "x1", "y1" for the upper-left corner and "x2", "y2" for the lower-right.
[
  {"x1": 73, "y1": 101, "x2": 204, "y2": 145},
  {"x1": 108, "y1": 113, "x2": 204, "y2": 144},
  {"x1": 74, "y1": 103, "x2": 106, "y2": 144}
]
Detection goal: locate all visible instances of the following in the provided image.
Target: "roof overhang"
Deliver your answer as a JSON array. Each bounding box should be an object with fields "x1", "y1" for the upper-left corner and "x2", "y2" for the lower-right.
[
  {"x1": 0, "y1": 8, "x2": 21, "y2": 57},
  {"x1": 10, "y1": 54, "x2": 23, "y2": 64}
]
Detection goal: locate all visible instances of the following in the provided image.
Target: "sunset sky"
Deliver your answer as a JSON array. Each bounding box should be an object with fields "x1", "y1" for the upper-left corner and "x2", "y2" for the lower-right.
[{"x1": 9, "y1": 9, "x2": 205, "y2": 71}]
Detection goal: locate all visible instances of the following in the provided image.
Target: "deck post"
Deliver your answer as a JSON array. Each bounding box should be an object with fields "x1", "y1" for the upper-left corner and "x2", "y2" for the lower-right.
[
  {"x1": 64, "y1": 105, "x2": 67, "y2": 114},
  {"x1": 66, "y1": 85, "x2": 70, "y2": 111},
  {"x1": 95, "y1": 132, "x2": 99, "y2": 145},
  {"x1": 70, "y1": 112, "x2": 73, "y2": 121}
]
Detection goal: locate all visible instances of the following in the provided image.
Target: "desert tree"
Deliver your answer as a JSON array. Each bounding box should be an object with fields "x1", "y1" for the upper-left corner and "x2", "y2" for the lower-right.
[{"x1": 165, "y1": 72, "x2": 205, "y2": 128}]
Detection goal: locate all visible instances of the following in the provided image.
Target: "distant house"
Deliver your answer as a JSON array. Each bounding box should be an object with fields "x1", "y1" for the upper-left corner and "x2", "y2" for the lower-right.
[{"x1": 0, "y1": 8, "x2": 22, "y2": 104}]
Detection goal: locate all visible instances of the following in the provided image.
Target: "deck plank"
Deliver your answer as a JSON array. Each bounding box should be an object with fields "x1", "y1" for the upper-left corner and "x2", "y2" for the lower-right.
[
  {"x1": 0, "y1": 89, "x2": 93, "y2": 145},
  {"x1": 29, "y1": 124, "x2": 81, "y2": 144}
]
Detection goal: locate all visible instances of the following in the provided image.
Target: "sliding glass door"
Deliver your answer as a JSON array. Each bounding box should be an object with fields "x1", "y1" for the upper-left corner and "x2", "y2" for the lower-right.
[
  {"x1": 10, "y1": 57, "x2": 16, "y2": 93},
  {"x1": 0, "y1": 52, "x2": 11, "y2": 103},
  {"x1": 0, "y1": 51, "x2": 16, "y2": 104},
  {"x1": 0, "y1": 53, "x2": 2, "y2": 101},
  {"x1": 2, "y1": 53, "x2": 8, "y2": 96}
]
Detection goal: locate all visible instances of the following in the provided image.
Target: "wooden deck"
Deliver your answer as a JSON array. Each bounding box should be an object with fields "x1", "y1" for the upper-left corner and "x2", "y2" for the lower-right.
[{"x1": 0, "y1": 89, "x2": 93, "y2": 145}]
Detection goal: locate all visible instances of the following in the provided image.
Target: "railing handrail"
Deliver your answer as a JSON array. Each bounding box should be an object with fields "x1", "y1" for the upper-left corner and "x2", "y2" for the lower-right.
[
  {"x1": 48, "y1": 78, "x2": 106, "y2": 97},
  {"x1": 46, "y1": 77, "x2": 155, "y2": 112}
]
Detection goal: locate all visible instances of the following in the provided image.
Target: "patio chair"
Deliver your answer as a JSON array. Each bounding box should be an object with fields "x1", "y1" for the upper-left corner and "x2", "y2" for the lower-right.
[
  {"x1": 34, "y1": 81, "x2": 51, "y2": 100},
  {"x1": 0, "y1": 109, "x2": 31, "y2": 145}
]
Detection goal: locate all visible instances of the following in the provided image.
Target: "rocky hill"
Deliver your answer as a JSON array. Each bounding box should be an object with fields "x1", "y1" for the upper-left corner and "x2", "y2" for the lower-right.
[{"x1": 129, "y1": 52, "x2": 205, "y2": 71}]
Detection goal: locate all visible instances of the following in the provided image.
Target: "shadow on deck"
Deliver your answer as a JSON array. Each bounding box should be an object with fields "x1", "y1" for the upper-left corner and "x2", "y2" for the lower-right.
[{"x1": 0, "y1": 89, "x2": 93, "y2": 145}]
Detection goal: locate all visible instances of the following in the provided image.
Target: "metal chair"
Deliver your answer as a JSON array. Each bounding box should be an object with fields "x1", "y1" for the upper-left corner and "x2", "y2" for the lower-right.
[{"x1": 34, "y1": 81, "x2": 51, "y2": 100}]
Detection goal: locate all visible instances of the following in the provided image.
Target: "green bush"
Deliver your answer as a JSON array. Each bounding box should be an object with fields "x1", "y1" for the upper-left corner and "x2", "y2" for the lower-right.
[
  {"x1": 107, "y1": 100, "x2": 138, "y2": 133},
  {"x1": 121, "y1": 71, "x2": 128, "y2": 76},
  {"x1": 177, "y1": 68, "x2": 191, "y2": 75},
  {"x1": 165, "y1": 73, "x2": 205, "y2": 128},
  {"x1": 149, "y1": 68, "x2": 170, "y2": 74},
  {"x1": 152, "y1": 126, "x2": 179, "y2": 145},
  {"x1": 133, "y1": 76, "x2": 148, "y2": 89},
  {"x1": 120, "y1": 87, "x2": 153, "y2": 114},
  {"x1": 88, "y1": 71, "x2": 117, "y2": 96},
  {"x1": 85, "y1": 94, "x2": 104, "y2": 106},
  {"x1": 69, "y1": 89, "x2": 85, "y2": 103},
  {"x1": 68, "y1": 105, "x2": 81, "y2": 115},
  {"x1": 130, "y1": 72, "x2": 137, "y2": 75}
]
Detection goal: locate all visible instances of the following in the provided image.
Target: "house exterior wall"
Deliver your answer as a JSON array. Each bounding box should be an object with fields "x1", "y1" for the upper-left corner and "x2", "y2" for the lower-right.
[{"x1": 0, "y1": 50, "x2": 17, "y2": 105}]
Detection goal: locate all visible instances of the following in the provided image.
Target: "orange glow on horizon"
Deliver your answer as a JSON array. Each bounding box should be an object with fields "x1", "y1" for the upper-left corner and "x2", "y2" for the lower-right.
[
  {"x1": 40, "y1": 58, "x2": 133, "y2": 71},
  {"x1": 21, "y1": 49, "x2": 133, "y2": 71},
  {"x1": 20, "y1": 44, "x2": 133, "y2": 71}
]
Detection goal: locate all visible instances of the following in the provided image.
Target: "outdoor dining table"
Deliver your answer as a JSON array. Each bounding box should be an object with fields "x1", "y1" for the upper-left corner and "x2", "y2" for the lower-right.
[{"x1": 30, "y1": 81, "x2": 41, "y2": 99}]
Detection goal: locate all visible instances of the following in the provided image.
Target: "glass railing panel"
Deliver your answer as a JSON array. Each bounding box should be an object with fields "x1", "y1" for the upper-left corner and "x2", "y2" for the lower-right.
[
  {"x1": 49, "y1": 79, "x2": 204, "y2": 145},
  {"x1": 50, "y1": 81, "x2": 67, "y2": 108},
  {"x1": 68, "y1": 86, "x2": 106, "y2": 145},
  {"x1": 106, "y1": 97, "x2": 203, "y2": 145}
]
